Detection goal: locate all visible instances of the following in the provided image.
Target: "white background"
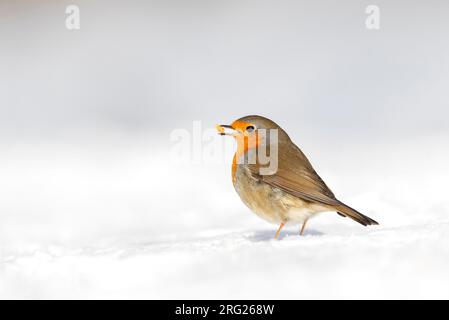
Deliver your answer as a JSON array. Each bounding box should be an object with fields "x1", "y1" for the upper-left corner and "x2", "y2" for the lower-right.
[{"x1": 1, "y1": 0, "x2": 449, "y2": 299}]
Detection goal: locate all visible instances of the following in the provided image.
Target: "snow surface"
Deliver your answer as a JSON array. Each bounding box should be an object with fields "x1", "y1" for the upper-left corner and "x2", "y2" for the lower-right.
[{"x1": 1, "y1": 134, "x2": 449, "y2": 299}]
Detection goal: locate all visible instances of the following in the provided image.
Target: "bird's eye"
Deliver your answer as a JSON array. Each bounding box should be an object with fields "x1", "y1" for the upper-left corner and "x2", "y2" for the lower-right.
[{"x1": 246, "y1": 125, "x2": 255, "y2": 133}]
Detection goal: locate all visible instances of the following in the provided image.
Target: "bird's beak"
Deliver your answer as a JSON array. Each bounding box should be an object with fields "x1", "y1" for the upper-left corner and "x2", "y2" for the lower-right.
[{"x1": 216, "y1": 124, "x2": 237, "y2": 136}]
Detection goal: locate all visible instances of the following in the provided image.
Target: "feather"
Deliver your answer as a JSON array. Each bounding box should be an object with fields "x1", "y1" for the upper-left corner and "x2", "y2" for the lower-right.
[{"x1": 246, "y1": 135, "x2": 378, "y2": 226}]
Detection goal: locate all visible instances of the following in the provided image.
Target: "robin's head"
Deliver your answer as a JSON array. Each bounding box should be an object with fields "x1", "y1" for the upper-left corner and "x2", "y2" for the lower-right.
[
  {"x1": 216, "y1": 115, "x2": 289, "y2": 146},
  {"x1": 217, "y1": 115, "x2": 285, "y2": 177},
  {"x1": 216, "y1": 115, "x2": 290, "y2": 160}
]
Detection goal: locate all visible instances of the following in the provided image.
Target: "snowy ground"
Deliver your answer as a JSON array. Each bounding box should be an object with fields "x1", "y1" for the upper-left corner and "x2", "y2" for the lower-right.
[
  {"x1": 2, "y1": 223, "x2": 449, "y2": 299},
  {"x1": 1, "y1": 133, "x2": 449, "y2": 299}
]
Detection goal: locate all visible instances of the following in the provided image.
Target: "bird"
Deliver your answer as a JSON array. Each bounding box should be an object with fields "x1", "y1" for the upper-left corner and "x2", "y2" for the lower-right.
[{"x1": 216, "y1": 115, "x2": 378, "y2": 239}]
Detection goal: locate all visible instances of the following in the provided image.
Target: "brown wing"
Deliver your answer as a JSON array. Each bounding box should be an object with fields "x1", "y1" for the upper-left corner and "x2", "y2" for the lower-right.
[
  {"x1": 246, "y1": 140, "x2": 379, "y2": 226},
  {"x1": 247, "y1": 141, "x2": 340, "y2": 206}
]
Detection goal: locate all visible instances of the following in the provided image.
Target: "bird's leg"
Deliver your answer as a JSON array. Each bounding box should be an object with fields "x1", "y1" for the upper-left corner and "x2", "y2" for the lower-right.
[
  {"x1": 274, "y1": 222, "x2": 285, "y2": 240},
  {"x1": 300, "y1": 218, "x2": 309, "y2": 236}
]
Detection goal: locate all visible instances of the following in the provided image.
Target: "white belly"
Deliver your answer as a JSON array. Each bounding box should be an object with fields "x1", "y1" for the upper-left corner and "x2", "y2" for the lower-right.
[
  {"x1": 276, "y1": 191, "x2": 328, "y2": 224},
  {"x1": 285, "y1": 205, "x2": 323, "y2": 224}
]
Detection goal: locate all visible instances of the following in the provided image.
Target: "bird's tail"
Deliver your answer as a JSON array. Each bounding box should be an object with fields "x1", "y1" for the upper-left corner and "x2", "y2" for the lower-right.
[{"x1": 333, "y1": 201, "x2": 378, "y2": 226}]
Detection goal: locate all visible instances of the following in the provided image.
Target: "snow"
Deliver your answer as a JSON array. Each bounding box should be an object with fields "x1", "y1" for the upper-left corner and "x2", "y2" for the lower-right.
[
  {"x1": 1, "y1": 134, "x2": 449, "y2": 299},
  {"x1": 2, "y1": 223, "x2": 449, "y2": 299}
]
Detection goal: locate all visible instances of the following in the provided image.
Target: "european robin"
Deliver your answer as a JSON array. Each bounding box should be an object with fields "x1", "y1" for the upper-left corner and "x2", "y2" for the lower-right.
[{"x1": 217, "y1": 115, "x2": 378, "y2": 239}]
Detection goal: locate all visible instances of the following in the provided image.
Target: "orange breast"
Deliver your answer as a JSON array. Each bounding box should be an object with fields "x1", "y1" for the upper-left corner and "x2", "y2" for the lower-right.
[
  {"x1": 232, "y1": 154, "x2": 237, "y2": 184},
  {"x1": 231, "y1": 136, "x2": 261, "y2": 185},
  {"x1": 228, "y1": 120, "x2": 262, "y2": 185}
]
